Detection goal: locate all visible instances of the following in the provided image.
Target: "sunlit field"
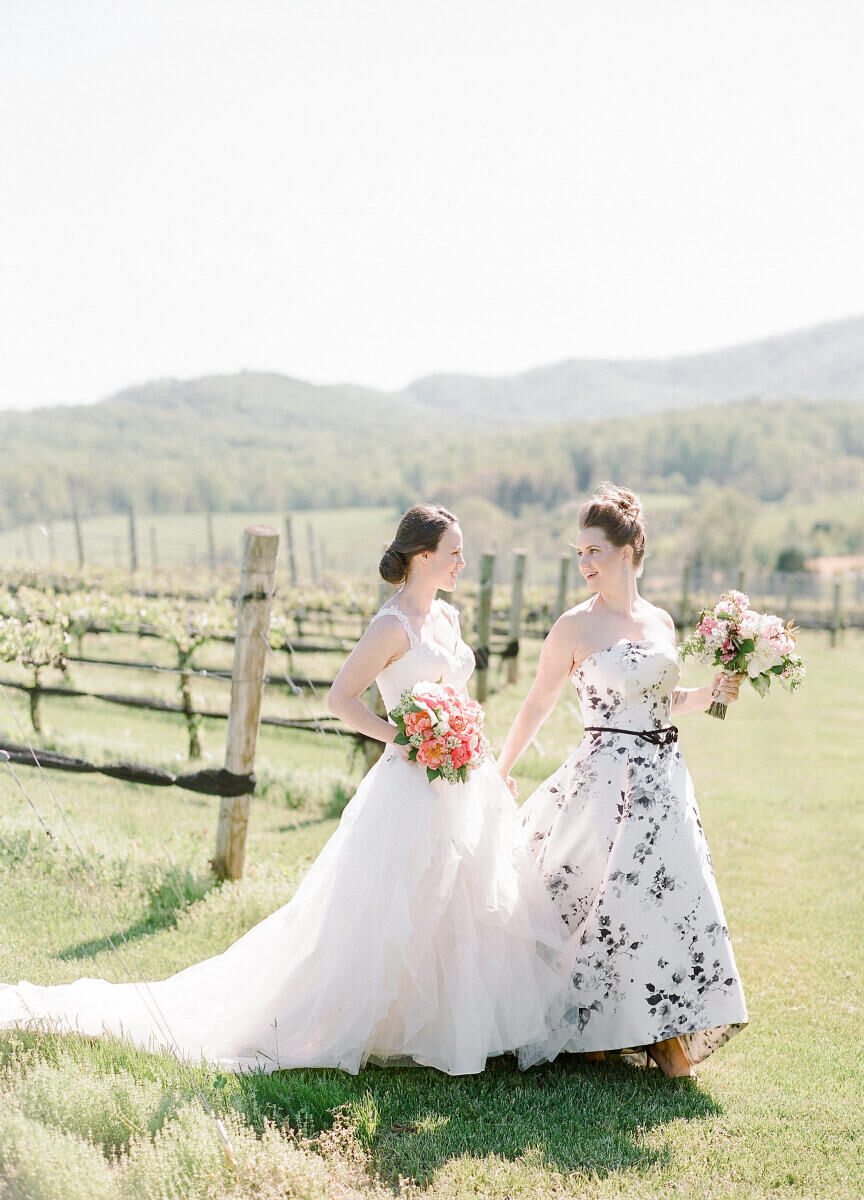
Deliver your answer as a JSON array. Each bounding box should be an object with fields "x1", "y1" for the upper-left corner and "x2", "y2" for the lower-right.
[{"x1": 1, "y1": 629, "x2": 862, "y2": 1198}]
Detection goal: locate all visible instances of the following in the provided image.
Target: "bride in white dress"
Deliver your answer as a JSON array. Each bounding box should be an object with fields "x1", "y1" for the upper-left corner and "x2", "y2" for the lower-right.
[{"x1": 0, "y1": 504, "x2": 563, "y2": 1075}]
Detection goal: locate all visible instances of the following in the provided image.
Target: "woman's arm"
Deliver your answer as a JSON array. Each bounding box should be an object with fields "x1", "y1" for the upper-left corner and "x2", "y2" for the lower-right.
[
  {"x1": 671, "y1": 672, "x2": 743, "y2": 717},
  {"x1": 496, "y1": 615, "x2": 581, "y2": 780},
  {"x1": 326, "y1": 618, "x2": 408, "y2": 742},
  {"x1": 656, "y1": 608, "x2": 743, "y2": 718}
]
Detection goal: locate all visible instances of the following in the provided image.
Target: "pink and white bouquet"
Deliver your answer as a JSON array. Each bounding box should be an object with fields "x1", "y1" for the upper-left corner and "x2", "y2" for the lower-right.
[
  {"x1": 389, "y1": 681, "x2": 489, "y2": 782},
  {"x1": 680, "y1": 589, "x2": 806, "y2": 718}
]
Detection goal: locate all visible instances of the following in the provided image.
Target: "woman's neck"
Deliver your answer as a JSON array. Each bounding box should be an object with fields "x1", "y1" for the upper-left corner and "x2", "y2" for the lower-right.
[
  {"x1": 596, "y1": 576, "x2": 640, "y2": 618},
  {"x1": 396, "y1": 579, "x2": 439, "y2": 616}
]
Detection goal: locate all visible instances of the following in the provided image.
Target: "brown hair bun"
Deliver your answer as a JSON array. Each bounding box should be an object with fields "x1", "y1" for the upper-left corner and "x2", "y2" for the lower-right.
[
  {"x1": 379, "y1": 546, "x2": 409, "y2": 586},
  {"x1": 379, "y1": 504, "x2": 458, "y2": 585},
  {"x1": 578, "y1": 483, "x2": 646, "y2": 570}
]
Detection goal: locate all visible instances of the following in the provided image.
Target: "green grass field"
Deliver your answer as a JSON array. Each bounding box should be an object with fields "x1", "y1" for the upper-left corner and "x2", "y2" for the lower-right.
[
  {"x1": 2, "y1": 492, "x2": 862, "y2": 592},
  {"x1": 0, "y1": 629, "x2": 862, "y2": 1198}
]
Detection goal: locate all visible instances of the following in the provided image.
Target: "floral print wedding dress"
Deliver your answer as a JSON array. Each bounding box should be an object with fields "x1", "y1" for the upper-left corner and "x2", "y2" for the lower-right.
[{"x1": 518, "y1": 639, "x2": 748, "y2": 1067}]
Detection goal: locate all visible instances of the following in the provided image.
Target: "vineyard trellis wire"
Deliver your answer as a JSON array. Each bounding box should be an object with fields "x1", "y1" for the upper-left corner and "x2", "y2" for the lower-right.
[{"x1": 1, "y1": 547, "x2": 859, "y2": 758}]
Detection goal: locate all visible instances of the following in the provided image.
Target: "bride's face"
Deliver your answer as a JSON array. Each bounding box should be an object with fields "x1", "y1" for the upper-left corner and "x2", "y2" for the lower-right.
[
  {"x1": 575, "y1": 526, "x2": 631, "y2": 591},
  {"x1": 414, "y1": 523, "x2": 466, "y2": 591}
]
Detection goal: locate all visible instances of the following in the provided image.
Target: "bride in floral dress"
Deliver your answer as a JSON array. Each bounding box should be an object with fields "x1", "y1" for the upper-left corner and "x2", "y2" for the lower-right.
[
  {"x1": 0, "y1": 504, "x2": 563, "y2": 1075},
  {"x1": 499, "y1": 485, "x2": 749, "y2": 1078}
]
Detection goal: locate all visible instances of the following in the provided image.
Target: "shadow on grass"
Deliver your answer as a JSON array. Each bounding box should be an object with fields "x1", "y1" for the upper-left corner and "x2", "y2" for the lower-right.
[
  {"x1": 56, "y1": 868, "x2": 219, "y2": 961},
  {"x1": 230, "y1": 1053, "x2": 723, "y2": 1185}
]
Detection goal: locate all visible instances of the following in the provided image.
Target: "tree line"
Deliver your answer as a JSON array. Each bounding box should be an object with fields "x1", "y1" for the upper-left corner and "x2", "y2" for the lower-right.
[{"x1": 3, "y1": 388, "x2": 862, "y2": 530}]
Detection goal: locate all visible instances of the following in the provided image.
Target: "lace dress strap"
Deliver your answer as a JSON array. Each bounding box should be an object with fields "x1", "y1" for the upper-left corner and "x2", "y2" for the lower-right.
[
  {"x1": 437, "y1": 599, "x2": 460, "y2": 625},
  {"x1": 368, "y1": 600, "x2": 419, "y2": 649}
]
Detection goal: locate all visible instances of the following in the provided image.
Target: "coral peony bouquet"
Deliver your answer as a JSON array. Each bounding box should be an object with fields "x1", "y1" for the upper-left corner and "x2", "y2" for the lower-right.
[
  {"x1": 389, "y1": 681, "x2": 490, "y2": 782},
  {"x1": 680, "y1": 589, "x2": 806, "y2": 718}
]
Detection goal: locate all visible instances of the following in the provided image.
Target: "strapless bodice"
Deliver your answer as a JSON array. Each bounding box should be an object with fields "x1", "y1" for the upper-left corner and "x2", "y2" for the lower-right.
[{"x1": 571, "y1": 639, "x2": 680, "y2": 732}]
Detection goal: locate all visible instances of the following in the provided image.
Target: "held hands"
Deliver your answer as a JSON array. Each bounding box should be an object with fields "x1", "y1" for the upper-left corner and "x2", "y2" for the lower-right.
[{"x1": 711, "y1": 671, "x2": 744, "y2": 705}]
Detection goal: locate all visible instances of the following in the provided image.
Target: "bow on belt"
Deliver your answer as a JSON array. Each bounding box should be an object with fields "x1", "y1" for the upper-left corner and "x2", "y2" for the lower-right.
[{"x1": 583, "y1": 725, "x2": 679, "y2": 747}]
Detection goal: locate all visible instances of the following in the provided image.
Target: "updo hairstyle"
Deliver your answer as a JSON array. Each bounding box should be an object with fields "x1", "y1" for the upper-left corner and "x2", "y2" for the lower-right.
[
  {"x1": 379, "y1": 504, "x2": 458, "y2": 586},
  {"x1": 578, "y1": 483, "x2": 646, "y2": 573}
]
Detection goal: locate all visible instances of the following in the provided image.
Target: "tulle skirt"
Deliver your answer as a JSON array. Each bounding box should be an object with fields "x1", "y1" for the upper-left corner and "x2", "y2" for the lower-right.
[{"x1": 0, "y1": 751, "x2": 565, "y2": 1074}]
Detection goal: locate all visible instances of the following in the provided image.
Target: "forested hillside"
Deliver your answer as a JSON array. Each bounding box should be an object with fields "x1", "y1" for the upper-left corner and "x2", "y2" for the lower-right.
[{"x1": 2, "y1": 382, "x2": 862, "y2": 530}]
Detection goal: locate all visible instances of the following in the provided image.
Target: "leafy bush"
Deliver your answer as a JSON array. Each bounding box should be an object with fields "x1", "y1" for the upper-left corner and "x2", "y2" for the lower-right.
[{"x1": 776, "y1": 547, "x2": 808, "y2": 572}]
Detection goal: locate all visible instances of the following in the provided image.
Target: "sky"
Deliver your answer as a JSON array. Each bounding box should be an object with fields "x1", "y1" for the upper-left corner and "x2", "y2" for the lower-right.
[{"x1": 2, "y1": 0, "x2": 864, "y2": 411}]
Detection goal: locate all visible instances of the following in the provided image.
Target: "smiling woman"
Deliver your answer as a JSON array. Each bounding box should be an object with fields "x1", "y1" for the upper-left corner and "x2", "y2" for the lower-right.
[
  {"x1": 576, "y1": 485, "x2": 647, "y2": 585},
  {"x1": 0, "y1": 502, "x2": 567, "y2": 1077},
  {"x1": 497, "y1": 483, "x2": 748, "y2": 1078}
]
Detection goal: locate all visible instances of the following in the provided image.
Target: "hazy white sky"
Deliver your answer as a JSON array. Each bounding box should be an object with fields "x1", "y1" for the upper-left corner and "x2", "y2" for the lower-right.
[{"x1": 2, "y1": 0, "x2": 863, "y2": 411}]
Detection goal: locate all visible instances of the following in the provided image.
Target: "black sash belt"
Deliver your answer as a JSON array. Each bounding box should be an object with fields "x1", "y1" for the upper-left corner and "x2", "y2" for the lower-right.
[{"x1": 583, "y1": 725, "x2": 679, "y2": 747}]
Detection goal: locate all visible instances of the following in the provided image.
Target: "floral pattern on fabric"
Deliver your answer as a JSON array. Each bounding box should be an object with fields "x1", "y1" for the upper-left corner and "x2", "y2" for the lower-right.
[{"x1": 518, "y1": 640, "x2": 748, "y2": 1068}]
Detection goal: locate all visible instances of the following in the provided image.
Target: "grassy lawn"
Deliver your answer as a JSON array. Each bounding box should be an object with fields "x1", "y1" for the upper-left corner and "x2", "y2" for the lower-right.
[{"x1": 0, "y1": 628, "x2": 861, "y2": 1198}]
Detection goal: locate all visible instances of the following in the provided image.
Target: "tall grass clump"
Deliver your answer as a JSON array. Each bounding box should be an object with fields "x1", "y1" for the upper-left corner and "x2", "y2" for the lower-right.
[
  {"x1": 256, "y1": 764, "x2": 355, "y2": 821},
  {"x1": 3, "y1": 1060, "x2": 179, "y2": 1153},
  {"x1": 0, "y1": 1110, "x2": 114, "y2": 1200}
]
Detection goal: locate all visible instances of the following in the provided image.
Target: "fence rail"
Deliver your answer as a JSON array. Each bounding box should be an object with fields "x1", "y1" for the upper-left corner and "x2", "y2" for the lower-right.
[{"x1": 3, "y1": 539, "x2": 860, "y2": 869}]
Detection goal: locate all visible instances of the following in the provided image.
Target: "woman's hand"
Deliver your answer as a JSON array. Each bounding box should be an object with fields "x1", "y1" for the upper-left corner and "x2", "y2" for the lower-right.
[
  {"x1": 711, "y1": 671, "x2": 744, "y2": 705},
  {"x1": 496, "y1": 763, "x2": 519, "y2": 799}
]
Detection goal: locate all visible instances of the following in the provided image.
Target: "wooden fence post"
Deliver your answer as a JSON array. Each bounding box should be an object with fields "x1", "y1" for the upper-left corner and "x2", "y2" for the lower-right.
[
  {"x1": 830, "y1": 578, "x2": 844, "y2": 648},
  {"x1": 128, "y1": 508, "x2": 138, "y2": 573},
  {"x1": 783, "y1": 572, "x2": 796, "y2": 619},
  {"x1": 284, "y1": 516, "x2": 298, "y2": 586},
  {"x1": 507, "y1": 549, "x2": 526, "y2": 685},
  {"x1": 554, "y1": 553, "x2": 570, "y2": 621},
  {"x1": 361, "y1": 682, "x2": 386, "y2": 771},
  {"x1": 212, "y1": 525, "x2": 279, "y2": 881},
  {"x1": 475, "y1": 552, "x2": 495, "y2": 704},
  {"x1": 73, "y1": 509, "x2": 85, "y2": 568},
  {"x1": 307, "y1": 522, "x2": 319, "y2": 584},
  {"x1": 149, "y1": 525, "x2": 159, "y2": 573},
  {"x1": 206, "y1": 511, "x2": 217, "y2": 571}
]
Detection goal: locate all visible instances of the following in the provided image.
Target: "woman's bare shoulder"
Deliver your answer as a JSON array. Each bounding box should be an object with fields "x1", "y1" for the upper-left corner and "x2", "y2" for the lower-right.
[
  {"x1": 548, "y1": 602, "x2": 596, "y2": 652},
  {"x1": 362, "y1": 612, "x2": 410, "y2": 651},
  {"x1": 640, "y1": 600, "x2": 676, "y2": 638}
]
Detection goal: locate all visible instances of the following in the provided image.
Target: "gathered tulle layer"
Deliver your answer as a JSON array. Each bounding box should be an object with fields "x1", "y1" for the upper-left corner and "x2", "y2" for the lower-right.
[{"x1": 1, "y1": 753, "x2": 566, "y2": 1075}]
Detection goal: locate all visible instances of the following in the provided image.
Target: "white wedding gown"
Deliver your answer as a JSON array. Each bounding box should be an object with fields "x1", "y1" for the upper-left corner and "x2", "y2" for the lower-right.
[{"x1": 0, "y1": 598, "x2": 564, "y2": 1075}]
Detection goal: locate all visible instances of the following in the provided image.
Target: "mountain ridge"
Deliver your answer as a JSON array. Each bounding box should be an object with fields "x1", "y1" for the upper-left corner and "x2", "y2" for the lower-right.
[
  {"x1": 3, "y1": 313, "x2": 863, "y2": 422},
  {"x1": 401, "y1": 314, "x2": 864, "y2": 423}
]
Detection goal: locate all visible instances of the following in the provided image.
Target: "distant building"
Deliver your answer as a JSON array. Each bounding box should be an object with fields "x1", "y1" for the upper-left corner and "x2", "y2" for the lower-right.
[{"x1": 804, "y1": 555, "x2": 864, "y2": 577}]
